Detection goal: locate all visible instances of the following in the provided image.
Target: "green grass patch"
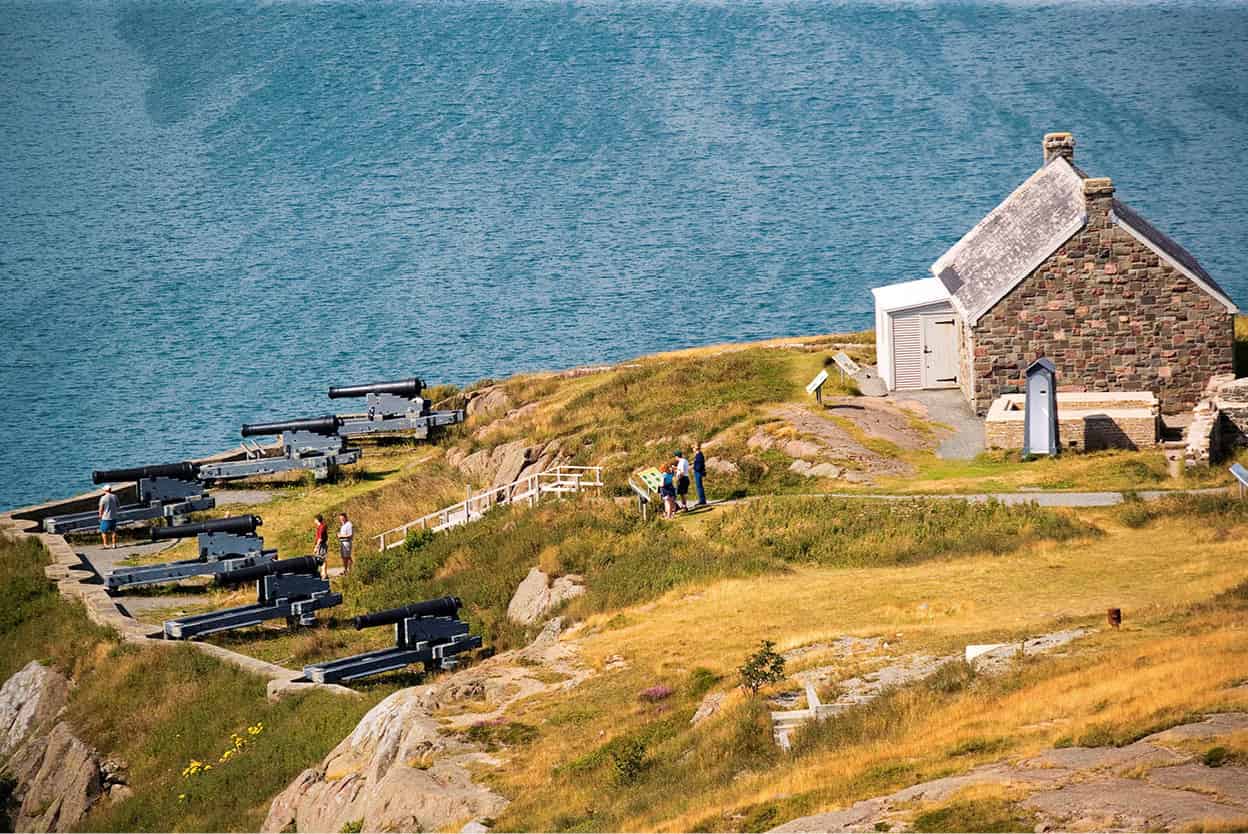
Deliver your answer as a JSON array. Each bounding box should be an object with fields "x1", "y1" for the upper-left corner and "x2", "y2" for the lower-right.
[
  {"x1": 704, "y1": 497, "x2": 1098, "y2": 568},
  {"x1": 0, "y1": 535, "x2": 373, "y2": 833},
  {"x1": 346, "y1": 495, "x2": 1094, "y2": 653},
  {"x1": 911, "y1": 797, "x2": 1037, "y2": 833}
]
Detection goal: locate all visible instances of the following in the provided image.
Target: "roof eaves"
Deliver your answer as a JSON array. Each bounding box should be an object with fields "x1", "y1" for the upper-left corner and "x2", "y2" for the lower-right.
[{"x1": 964, "y1": 211, "x2": 1087, "y2": 325}]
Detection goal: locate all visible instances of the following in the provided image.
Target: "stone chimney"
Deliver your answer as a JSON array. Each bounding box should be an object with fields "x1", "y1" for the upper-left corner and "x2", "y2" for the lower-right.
[
  {"x1": 1083, "y1": 177, "x2": 1115, "y2": 226},
  {"x1": 1043, "y1": 132, "x2": 1076, "y2": 165}
]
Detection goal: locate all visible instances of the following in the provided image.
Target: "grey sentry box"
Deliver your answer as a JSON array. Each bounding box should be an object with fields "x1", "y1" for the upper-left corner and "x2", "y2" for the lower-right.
[
  {"x1": 1023, "y1": 358, "x2": 1059, "y2": 457},
  {"x1": 104, "y1": 515, "x2": 276, "y2": 591}
]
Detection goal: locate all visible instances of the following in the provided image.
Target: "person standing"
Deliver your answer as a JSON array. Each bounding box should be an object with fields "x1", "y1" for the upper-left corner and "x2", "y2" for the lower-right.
[
  {"x1": 98, "y1": 485, "x2": 119, "y2": 549},
  {"x1": 674, "y1": 450, "x2": 691, "y2": 511},
  {"x1": 337, "y1": 512, "x2": 354, "y2": 574},
  {"x1": 313, "y1": 514, "x2": 328, "y2": 576},
  {"x1": 692, "y1": 443, "x2": 707, "y2": 507},
  {"x1": 659, "y1": 463, "x2": 678, "y2": 519}
]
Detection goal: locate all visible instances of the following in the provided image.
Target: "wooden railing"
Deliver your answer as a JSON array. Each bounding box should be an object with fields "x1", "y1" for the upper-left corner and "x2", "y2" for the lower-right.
[{"x1": 374, "y1": 465, "x2": 604, "y2": 550}]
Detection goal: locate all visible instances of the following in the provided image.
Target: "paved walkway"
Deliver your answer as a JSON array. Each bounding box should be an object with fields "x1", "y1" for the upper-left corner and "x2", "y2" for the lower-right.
[{"x1": 888, "y1": 388, "x2": 985, "y2": 460}]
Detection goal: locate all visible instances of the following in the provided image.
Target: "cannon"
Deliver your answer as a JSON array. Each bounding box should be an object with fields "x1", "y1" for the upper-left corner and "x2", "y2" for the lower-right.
[
  {"x1": 163, "y1": 556, "x2": 339, "y2": 640},
  {"x1": 104, "y1": 514, "x2": 276, "y2": 591},
  {"x1": 302, "y1": 595, "x2": 481, "y2": 684},
  {"x1": 196, "y1": 416, "x2": 361, "y2": 482},
  {"x1": 325, "y1": 376, "x2": 464, "y2": 440},
  {"x1": 41, "y1": 463, "x2": 215, "y2": 535},
  {"x1": 329, "y1": 377, "x2": 424, "y2": 400}
]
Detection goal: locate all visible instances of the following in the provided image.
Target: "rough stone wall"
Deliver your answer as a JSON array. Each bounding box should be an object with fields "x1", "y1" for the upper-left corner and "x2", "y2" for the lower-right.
[{"x1": 966, "y1": 184, "x2": 1235, "y2": 415}]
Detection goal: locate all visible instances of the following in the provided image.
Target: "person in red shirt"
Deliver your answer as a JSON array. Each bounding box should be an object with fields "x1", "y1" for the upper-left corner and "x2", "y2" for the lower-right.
[{"x1": 313, "y1": 514, "x2": 328, "y2": 576}]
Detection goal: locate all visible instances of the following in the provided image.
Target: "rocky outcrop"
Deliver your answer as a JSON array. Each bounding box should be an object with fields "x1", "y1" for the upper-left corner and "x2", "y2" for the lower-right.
[
  {"x1": 0, "y1": 662, "x2": 117, "y2": 833},
  {"x1": 9, "y1": 722, "x2": 104, "y2": 832},
  {"x1": 464, "y1": 387, "x2": 511, "y2": 419},
  {"x1": 447, "y1": 439, "x2": 564, "y2": 490},
  {"x1": 506, "y1": 567, "x2": 585, "y2": 625},
  {"x1": 0, "y1": 662, "x2": 68, "y2": 759},
  {"x1": 770, "y1": 713, "x2": 1248, "y2": 833},
  {"x1": 262, "y1": 689, "x2": 507, "y2": 834},
  {"x1": 264, "y1": 623, "x2": 591, "y2": 834}
]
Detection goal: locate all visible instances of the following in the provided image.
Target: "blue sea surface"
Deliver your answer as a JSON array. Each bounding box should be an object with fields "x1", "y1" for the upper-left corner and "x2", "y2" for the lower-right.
[{"x1": 1, "y1": 1, "x2": 1246, "y2": 510}]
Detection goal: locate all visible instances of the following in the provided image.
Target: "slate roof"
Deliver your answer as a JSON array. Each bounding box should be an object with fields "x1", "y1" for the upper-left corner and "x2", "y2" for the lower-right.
[
  {"x1": 1110, "y1": 199, "x2": 1238, "y2": 313},
  {"x1": 931, "y1": 157, "x2": 1087, "y2": 324}
]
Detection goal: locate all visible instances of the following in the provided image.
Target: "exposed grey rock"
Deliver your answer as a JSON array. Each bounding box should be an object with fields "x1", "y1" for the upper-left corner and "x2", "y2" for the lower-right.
[
  {"x1": 704, "y1": 456, "x2": 739, "y2": 475},
  {"x1": 465, "y1": 387, "x2": 511, "y2": 419},
  {"x1": 0, "y1": 661, "x2": 68, "y2": 759},
  {"x1": 9, "y1": 721, "x2": 103, "y2": 832},
  {"x1": 690, "y1": 692, "x2": 725, "y2": 726},
  {"x1": 788, "y1": 460, "x2": 813, "y2": 475},
  {"x1": 781, "y1": 439, "x2": 823, "y2": 460},
  {"x1": 506, "y1": 568, "x2": 585, "y2": 626},
  {"x1": 770, "y1": 713, "x2": 1248, "y2": 833},
  {"x1": 746, "y1": 427, "x2": 776, "y2": 451}
]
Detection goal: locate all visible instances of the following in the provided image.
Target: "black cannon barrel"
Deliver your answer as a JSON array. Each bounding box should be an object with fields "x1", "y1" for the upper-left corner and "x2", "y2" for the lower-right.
[
  {"x1": 353, "y1": 596, "x2": 461, "y2": 630},
  {"x1": 216, "y1": 555, "x2": 320, "y2": 585},
  {"x1": 92, "y1": 461, "x2": 199, "y2": 484},
  {"x1": 240, "y1": 415, "x2": 341, "y2": 437},
  {"x1": 328, "y1": 377, "x2": 423, "y2": 400},
  {"x1": 150, "y1": 514, "x2": 261, "y2": 541}
]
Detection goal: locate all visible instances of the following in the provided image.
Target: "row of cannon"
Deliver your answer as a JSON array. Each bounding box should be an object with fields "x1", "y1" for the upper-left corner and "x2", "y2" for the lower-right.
[{"x1": 51, "y1": 377, "x2": 479, "y2": 684}]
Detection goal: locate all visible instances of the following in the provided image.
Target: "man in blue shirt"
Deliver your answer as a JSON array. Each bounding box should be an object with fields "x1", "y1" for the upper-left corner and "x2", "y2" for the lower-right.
[{"x1": 692, "y1": 443, "x2": 707, "y2": 507}]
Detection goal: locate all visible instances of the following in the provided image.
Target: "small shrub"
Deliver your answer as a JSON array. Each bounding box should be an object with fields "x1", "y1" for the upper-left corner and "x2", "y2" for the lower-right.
[
  {"x1": 947, "y1": 736, "x2": 1008, "y2": 757},
  {"x1": 911, "y1": 798, "x2": 1037, "y2": 833},
  {"x1": 739, "y1": 640, "x2": 786, "y2": 695},
  {"x1": 687, "y1": 667, "x2": 722, "y2": 698},
  {"x1": 610, "y1": 738, "x2": 647, "y2": 784},
  {"x1": 1204, "y1": 746, "x2": 1230, "y2": 768},
  {"x1": 340, "y1": 819, "x2": 363, "y2": 833}
]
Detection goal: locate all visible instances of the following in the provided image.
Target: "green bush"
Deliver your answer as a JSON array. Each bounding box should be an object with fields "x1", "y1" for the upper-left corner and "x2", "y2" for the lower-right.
[
  {"x1": 739, "y1": 640, "x2": 786, "y2": 695},
  {"x1": 610, "y1": 738, "x2": 647, "y2": 784}
]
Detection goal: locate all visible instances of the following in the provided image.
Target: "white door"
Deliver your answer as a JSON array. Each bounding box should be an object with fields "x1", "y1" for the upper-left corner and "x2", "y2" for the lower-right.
[
  {"x1": 1026, "y1": 373, "x2": 1052, "y2": 454},
  {"x1": 921, "y1": 315, "x2": 959, "y2": 388}
]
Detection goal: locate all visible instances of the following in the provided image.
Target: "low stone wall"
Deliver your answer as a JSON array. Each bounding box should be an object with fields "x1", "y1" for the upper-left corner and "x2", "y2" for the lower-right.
[
  {"x1": 985, "y1": 392, "x2": 1159, "y2": 452},
  {"x1": 1185, "y1": 374, "x2": 1248, "y2": 469}
]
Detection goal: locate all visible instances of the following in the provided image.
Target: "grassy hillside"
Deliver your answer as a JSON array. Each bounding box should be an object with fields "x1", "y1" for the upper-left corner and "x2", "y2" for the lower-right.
[
  {"x1": 0, "y1": 535, "x2": 374, "y2": 833},
  {"x1": 20, "y1": 328, "x2": 1248, "y2": 831},
  {"x1": 479, "y1": 496, "x2": 1248, "y2": 832}
]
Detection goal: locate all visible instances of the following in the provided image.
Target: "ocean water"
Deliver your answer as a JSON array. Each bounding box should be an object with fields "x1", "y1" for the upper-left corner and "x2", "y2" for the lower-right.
[{"x1": 1, "y1": 2, "x2": 1246, "y2": 510}]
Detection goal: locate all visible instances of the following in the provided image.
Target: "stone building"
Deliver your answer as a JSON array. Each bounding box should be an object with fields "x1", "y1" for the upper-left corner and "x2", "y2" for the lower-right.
[{"x1": 873, "y1": 133, "x2": 1238, "y2": 414}]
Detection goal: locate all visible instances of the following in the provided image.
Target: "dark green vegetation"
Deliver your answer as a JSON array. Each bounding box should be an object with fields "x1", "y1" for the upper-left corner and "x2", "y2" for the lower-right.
[
  {"x1": 346, "y1": 495, "x2": 1096, "y2": 652},
  {"x1": 0, "y1": 536, "x2": 373, "y2": 833},
  {"x1": 910, "y1": 798, "x2": 1038, "y2": 833},
  {"x1": 1116, "y1": 492, "x2": 1248, "y2": 530},
  {"x1": 705, "y1": 496, "x2": 1098, "y2": 568}
]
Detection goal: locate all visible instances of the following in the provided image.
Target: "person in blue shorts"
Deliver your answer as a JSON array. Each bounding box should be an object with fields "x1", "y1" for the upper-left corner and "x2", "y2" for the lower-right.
[
  {"x1": 98, "y1": 485, "x2": 120, "y2": 549},
  {"x1": 659, "y1": 462, "x2": 678, "y2": 519}
]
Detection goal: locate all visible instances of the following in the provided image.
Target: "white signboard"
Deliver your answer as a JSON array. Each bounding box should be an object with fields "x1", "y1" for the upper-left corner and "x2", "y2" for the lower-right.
[
  {"x1": 806, "y1": 369, "x2": 829, "y2": 395},
  {"x1": 832, "y1": 351, "x2": 861, "y2": 376}
]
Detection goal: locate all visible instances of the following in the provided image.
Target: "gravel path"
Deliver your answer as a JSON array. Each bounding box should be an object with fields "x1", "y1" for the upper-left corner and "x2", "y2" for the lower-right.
[{"x1": 888, "y1": 387, "x2": 985, "y2": 460}]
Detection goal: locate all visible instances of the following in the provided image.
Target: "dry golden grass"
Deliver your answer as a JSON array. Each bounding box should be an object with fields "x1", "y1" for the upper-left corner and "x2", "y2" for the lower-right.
[{"x1": 483, "y1": 508, "x2": 1248, "y2": 832}]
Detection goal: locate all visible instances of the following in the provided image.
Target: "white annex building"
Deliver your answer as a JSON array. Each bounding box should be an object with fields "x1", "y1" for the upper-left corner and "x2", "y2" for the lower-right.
[{"x1": 870, "y1": 276, "x2": 959, "y2": 391}]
